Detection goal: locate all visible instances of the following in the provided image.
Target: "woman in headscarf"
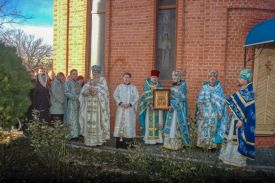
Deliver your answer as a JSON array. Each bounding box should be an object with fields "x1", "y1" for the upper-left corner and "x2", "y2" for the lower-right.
[
  {"x1": 50, "y1": 72, "x2": 66, "y2": 122},
  {"x1": 32, "y1": 72, "x2": 50, "y2": 122}
]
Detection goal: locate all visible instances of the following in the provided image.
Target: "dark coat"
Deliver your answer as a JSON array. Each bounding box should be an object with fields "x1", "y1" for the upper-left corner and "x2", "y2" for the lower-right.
[{"x1": 32, "y1": 81, "x2": 50, "y2": 122}]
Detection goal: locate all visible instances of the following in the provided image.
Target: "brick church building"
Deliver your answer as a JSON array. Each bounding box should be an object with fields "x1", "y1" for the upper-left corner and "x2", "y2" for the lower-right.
[{"x1": 53, "y1": 0, "x2": 275, "y2": 147}]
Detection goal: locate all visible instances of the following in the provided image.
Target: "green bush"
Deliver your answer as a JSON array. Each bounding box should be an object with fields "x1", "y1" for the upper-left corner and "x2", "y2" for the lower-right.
[
  {"x1": 0, "y1": 42, "x2": 32, "y2": 129},
  {"x1": 27, "y1": 115, "x2": 68, "y2": 177}
]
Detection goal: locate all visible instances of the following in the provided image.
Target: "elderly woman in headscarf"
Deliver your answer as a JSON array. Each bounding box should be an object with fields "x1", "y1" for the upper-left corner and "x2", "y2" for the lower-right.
[
  {"x1": 50, "y1": 72, "x2": 66, "y2": 122},
  {"x1": 48, "y1": 70, "x2": 56, "y2": 88},
  {"x1": 32, "y1": 72, "x2": 50, "y2": 122},
  {"x1": 219, "y1": 68, "x2": 255, "y2": 167},
  {"x1": 163, "y1": 70, "x2": 190, "y2": 150},
  {"x1": 79, "y1": 65, "x2": 110, "y2": 146},
  {"x1": 195, "y1": 69, "x2": 227, "y2": 150}
]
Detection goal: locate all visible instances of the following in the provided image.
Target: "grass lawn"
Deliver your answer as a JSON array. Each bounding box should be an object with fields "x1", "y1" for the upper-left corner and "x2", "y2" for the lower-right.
[{"x1": 1, "y1": 128, "x2": 274, "y2": 183}]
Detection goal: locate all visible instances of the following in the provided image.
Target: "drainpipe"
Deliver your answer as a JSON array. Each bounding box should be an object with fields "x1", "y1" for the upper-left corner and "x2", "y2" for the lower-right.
[
  {"x1": 244, "y1": 47, "x2": 247, "y2": 67},
  {"x1": 91, "y1": 0, "x2": 106, "y2": 74}
]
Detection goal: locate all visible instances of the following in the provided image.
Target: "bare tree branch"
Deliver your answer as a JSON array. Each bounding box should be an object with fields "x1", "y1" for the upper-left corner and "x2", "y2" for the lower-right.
[
  {"x1": 0, "y1": 0, "x2": 31, "y2": 27},
  {"x1": 0, "y1": 28, "x2": 52, "y2": 70}
]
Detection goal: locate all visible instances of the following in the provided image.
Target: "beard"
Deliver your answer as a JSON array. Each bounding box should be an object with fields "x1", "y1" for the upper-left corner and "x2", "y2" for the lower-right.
[
  {"x1": 209, "y1": 82, "x2": 215, "y2": 86},
  {"x1": 237, "y1": 79, "x2": 247, "y2": 87},
  {"x1": 93, "y1": 76, "x2": 100, "y2": 82},
  {"x1": 151, "y1": 79, "x2": 157, "y2": 84},
  {"x1": 237, "y1": 82, "x2": 242, "y2": 87}
]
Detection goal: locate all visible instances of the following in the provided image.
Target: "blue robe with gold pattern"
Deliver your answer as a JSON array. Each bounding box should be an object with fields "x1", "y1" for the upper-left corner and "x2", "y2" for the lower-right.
[
  {"x1": 139, "y1": 78, "x2": 163, "y2": 142},
  {"x1": 163, "y1": 80, "x2": 190, "y2": 149},
  {"x1": 225, "y1": 82, "x2": 256, "y2": 159}
]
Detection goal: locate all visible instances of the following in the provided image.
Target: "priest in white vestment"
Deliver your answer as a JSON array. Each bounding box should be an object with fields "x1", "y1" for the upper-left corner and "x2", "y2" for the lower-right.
[
  {"x1": 113, "y1": 72, "x2": 139, "y2": 148},
  {"x1": 79, "y1": 65, "x2": 110, "y2": 146}
]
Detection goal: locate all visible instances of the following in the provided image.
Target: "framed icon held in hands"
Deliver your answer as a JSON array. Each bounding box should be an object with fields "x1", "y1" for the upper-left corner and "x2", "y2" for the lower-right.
[{"x1": 153, "y1": 89, "x2": 170, "y2": 110}]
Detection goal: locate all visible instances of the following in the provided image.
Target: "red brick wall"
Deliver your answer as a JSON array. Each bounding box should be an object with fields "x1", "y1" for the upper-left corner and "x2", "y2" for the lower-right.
[
  {"x1": 225, "y1": 1, "x2": 275, "y2": 97},
  {"x1": 256, "y1": 136, "x2": 275, "y2": 148},
  {"x1": 105, "y1": 0, "x2": 156, "y2": 132},
  {"x1": 104, "y1": 0, "x2": 275, "y2": 139},
  {"x1": 182, "y1": 0, "x2": 229, "y2": 117}
]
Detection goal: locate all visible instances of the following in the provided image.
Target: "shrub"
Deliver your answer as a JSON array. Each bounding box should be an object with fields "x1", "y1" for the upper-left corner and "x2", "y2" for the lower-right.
[
  {"x1": 127, "y1": 141, "x2": 157, "y2": 181},
  {"x1": 27, "y1": 115, "x2": 68, "y2": 179},
  {"x1": 0, "y1": 42, "x2": 32, "y2": 129}
]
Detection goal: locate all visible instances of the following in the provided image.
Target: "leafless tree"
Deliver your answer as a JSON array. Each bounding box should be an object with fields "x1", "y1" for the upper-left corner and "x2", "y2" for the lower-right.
[
  {"x1": 0, "y1": 28, "x2": 52, "y2": 70},
  {"x1": 0, "y1": 0, "x2": 30, "y2": 27}
]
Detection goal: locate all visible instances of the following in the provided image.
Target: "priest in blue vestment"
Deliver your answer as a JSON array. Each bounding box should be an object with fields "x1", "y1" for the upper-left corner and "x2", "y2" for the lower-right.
[
  {"x1": 219, "y1": 68, "x2": 256, "y2": 167},
  {"x1": 139, "y1": 69, "x2": 164, "y2": 144},
  {"x1": 163, "y1": 70, "x2": 190, "y2": 150},
  {"x1": 195, "y1": 70, "x2": 227, "y2": 149}
]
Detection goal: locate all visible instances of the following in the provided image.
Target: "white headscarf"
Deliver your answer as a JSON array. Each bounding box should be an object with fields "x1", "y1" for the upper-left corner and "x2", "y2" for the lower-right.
[{"x1": 38, "y1": 73, "x2": 48, "y2": 88}]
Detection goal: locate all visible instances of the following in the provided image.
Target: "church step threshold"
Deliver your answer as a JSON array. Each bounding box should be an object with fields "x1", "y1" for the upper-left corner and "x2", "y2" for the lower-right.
[{"x1": 68, "y1": 137, "x2": 275, "y2": 174}]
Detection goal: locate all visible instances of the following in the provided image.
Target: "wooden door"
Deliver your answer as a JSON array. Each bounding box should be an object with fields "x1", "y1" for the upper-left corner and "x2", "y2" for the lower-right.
[{"x1": 254, "y1": 48, "x2": 275, "y2": 136}]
